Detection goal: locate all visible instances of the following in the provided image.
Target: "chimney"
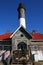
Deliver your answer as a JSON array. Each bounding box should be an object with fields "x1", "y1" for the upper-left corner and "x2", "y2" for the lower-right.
[
  {"x1": 32, "y1": 30, "x2": 37, "y2": 34},
  {"x1": 17, "y1": 3, "x2": 26, "y2": 28}
]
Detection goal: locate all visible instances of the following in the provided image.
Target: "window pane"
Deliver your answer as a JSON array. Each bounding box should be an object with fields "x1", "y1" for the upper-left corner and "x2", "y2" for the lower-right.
[
  {"x1": 4, "y1": 46, "x2": 12, "y2": 50},
  {"x1": 0, "y1": 46, "x2": 3, "y2": 50}
]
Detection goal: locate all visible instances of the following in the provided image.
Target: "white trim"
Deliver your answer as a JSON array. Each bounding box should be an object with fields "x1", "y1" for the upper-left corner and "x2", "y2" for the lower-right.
[{"x1": 10, "y1": 26, "x2": 21, "y2": 38}]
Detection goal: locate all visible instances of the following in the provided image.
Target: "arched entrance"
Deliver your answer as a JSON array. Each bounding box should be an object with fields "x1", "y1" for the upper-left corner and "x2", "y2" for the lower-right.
[{"x1": 17, "y1": 42, "x2": 27, "y2": 51}]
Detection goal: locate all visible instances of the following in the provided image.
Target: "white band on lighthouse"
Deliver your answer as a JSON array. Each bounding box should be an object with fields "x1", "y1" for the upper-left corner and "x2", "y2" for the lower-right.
[{"x1": 19, "y1": 18, "x2": 26, "y2": 28}]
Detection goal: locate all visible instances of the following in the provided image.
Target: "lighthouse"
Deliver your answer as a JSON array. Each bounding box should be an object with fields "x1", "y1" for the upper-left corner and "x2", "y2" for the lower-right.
[{"x1": 17, "y1": 3, "x2": 26, "y2": 28}]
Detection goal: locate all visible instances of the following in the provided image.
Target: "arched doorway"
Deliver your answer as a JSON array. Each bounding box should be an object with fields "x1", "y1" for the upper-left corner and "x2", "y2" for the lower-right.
[{"x1": 17, "y1": 42, "x2": 27, "y2": 51}]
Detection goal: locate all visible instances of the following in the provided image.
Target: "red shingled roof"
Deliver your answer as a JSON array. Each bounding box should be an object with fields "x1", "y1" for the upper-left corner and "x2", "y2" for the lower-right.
[
  {"x1": 0, "y1": 32, "x2": 43, "y2": 40},
  {"x1": 0, "y1": 33, "x2": 12, "y2": 40},
  {"x1": 32, "y1": 33, "x2": 43, "y2": 40}
]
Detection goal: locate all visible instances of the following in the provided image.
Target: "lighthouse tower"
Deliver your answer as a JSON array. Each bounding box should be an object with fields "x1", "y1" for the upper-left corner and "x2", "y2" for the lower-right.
[{"x1": 17, "y1": 3, "x2": 26, "y2": 28}]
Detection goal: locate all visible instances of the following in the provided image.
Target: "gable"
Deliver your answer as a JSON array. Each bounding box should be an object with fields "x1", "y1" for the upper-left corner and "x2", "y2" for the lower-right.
[
  {"x1": 19, "y1": 26, "x2": 32, "y2": 39},
  {"x1": 10, "y1": 26, "x2": 32, "y2": 39},
  {"x1": 12, "y1": 29, "x2": 27, "y2": 39}
]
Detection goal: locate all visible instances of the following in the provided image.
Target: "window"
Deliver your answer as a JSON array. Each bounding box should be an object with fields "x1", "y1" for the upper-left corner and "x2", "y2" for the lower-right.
[
  {"x1": 20, "y1": 34, "x2": 24, "y2": 37},
  {"x1": 4, "y1": 46, "x2": 12, "y2": 50},
  {"x1": 0, "y1": 46, "x2": 3, "y2": 50},
  {"x1": 34, "y1": 44, "x2": 38, "y2": 50}
]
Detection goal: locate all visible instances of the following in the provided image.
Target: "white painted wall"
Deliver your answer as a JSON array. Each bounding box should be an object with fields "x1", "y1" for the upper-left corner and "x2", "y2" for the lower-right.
[{"x1": 32, "y1": 51, "x2": 43, "y2": 62}]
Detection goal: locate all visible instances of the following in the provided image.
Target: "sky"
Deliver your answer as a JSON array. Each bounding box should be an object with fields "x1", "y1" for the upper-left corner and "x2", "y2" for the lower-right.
[{"x1": 0, "y1": 0, "x2": 43, "y2": 34}]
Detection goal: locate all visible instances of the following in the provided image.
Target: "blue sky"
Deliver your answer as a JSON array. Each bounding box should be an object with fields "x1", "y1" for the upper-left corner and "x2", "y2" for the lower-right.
[{"x1": 0, "y1": 0, "x2": 43, "y2": 34}]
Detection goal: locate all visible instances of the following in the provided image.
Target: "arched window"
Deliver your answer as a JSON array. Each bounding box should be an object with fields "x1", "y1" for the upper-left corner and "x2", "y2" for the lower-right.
[{"x1": 17, "y1": 42, "x2": 27, "y2": 50}]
